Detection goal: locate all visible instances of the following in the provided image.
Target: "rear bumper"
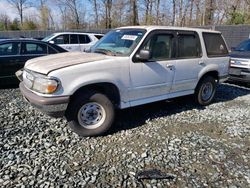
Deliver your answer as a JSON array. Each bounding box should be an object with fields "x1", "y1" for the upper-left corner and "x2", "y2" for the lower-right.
[
  {"x1": 229, "y1": 67, "x2": 250, "y2": 83},
  {"x1": 19, "y1": 82, "x2": 70, "y2": 117}
]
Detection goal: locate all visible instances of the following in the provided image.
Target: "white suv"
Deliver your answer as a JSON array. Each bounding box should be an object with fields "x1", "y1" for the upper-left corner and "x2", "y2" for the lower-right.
[
  {"x1": 42, "y1": 32, "x2": 104, "y2": 52},
  {"x1": 19, "y1": 26, "x2": 229, "y2": 136}
]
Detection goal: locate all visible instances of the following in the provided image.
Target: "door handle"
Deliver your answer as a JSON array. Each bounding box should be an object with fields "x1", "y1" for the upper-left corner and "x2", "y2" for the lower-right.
[
  {"x1": 199, "y1": 61, "x2": 205, "y2": 65},
  {"x1": 10, "y1": 59, "x2": 19, "y2": 63},
  {"x1": 166, "y1": 64, "x2": 174, "y2": 70}
]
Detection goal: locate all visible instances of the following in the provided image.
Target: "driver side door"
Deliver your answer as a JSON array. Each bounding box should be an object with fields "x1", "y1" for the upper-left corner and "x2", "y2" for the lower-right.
[{"x1": 129, "y1": 30, "x2": 176, "y2": 105}]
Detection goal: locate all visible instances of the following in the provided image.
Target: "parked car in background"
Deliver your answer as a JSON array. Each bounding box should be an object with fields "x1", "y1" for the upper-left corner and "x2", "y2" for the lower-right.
[
  {"x1": 42, "y1": 32, "x2": 104, "y2": 52},
  {"x1": 18, "y1": 26, "x2": 229, "y2": 137},
  {"x1": 0, "y1": 38, "x2": 67, "y2": 86},
  {"x1": 229, "y1": 39, "x2": 250, "y2": 83}
]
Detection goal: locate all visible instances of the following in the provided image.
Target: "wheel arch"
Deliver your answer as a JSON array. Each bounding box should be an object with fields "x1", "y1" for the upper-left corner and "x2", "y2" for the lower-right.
[
  {"x1": 196, "y1": 70, "x2": 219, "y2": 90},
  {"x1": 69, "y1": 82, "x2": 121, "y2": 108}
]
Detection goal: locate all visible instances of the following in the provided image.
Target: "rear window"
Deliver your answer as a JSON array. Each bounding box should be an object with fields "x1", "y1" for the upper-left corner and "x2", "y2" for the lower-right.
[
  {"x1": 203, "y1": 33, "x2": 228, "y2": 57},
  {"x1": 23, "y1": 42, "x2": 47, "y2": 54}
]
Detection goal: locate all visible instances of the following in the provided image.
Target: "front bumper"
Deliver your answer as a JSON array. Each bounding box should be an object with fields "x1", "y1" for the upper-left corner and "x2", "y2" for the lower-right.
[
  {"x1": 19, "y1": 82, "x2": 70, "y2": 117},
  {"x1": 229, "y1": 67, "x2": 250, "y2": 83}
]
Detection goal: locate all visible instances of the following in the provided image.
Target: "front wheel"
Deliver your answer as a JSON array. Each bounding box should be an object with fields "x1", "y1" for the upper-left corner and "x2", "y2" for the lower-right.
[
  {"x1": 195, "y1": 76, "x2": 216, "y2": 106},
  {"x1": 65, "y1": 91, "x2": 115, "y2": 137}
]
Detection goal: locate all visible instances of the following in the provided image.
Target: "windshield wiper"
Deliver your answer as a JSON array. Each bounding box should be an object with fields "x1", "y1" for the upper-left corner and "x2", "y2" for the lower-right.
[{"x1": 94, "y1": 48, "x2": 115, "y2": 56}]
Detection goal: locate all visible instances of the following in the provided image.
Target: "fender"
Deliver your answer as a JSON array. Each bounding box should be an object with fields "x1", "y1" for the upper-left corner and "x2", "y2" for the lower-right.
[{"x1": 198, "y1": 64, "x2": 219, "y2": 81}]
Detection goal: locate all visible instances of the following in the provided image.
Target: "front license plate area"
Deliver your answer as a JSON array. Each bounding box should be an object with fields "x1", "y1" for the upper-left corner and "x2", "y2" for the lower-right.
[{"x1": 229, "y1": 68, "x2": 241, "y2": 75}]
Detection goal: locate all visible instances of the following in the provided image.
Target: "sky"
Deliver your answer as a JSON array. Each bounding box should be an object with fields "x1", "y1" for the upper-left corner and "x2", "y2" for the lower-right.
[
  {"x1": 0, "y1": 0, "x2": 21, "y2": 20},
  {"x1": 0, "y1": 0, "x2": 39, "y2": 20},
  {"x1": 0, "y1": 0, "x2": 93, "y2": 27}
]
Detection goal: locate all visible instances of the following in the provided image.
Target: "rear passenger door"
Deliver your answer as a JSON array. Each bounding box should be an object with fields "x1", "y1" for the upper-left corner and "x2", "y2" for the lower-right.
[
  {"x1": 69, "y1": 34, "x2": 81, "y2": 51},
  {"x1": 171, "y1": 31, "x2": 203, "y2": 92},
  {"x1": 21, "y1": 42, "x2": 48, "y2": 63},
  {"x1": 79, "y1": 34, "x2": 92, "y2": 51}
]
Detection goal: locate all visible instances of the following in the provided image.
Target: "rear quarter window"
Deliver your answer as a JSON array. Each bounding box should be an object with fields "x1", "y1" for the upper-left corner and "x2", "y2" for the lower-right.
[
  {"x1": 79, "y1": 35, "x2": 91, "y2": 44},
  {"x1": 48, "y1": 46, "x2": 57, "y2": 54},
  {"x1": 203, "y1": 33, "x2": 228, "y2": 57},
  {"x1": 94, "y1": 35, "x2": 103, "y2": 40}
]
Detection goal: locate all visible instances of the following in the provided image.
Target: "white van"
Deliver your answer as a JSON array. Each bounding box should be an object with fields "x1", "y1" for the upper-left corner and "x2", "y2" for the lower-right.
[
  {"x1": 19, "y1": 26, "x2": 229, "y2": 137},
  {"x1": 42, "y1": 32, "x2": 104, "y2": 52}
]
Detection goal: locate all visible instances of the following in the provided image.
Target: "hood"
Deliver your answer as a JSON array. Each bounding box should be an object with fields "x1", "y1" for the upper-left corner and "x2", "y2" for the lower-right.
[
  {"x1": 25, "y1": 52, "x2": 106, "y2": 75},
  {"x1": 230, "y1": 51, "x2": 250, "y2": 59}
]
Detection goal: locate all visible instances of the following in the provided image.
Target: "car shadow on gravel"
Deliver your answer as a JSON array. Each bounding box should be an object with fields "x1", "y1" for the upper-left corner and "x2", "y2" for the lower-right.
[
  {"x1": 0, "y1": 83, "x2": 19, "y2": 89},
  {"x1": 109, "y1": 83, "x2": 250, "y2": 134}
]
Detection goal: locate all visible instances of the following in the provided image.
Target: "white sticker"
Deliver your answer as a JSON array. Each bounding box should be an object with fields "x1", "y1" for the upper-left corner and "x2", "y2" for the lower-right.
[{"x1": 121, "y1": 35, "x2": 138, "y2": 41}]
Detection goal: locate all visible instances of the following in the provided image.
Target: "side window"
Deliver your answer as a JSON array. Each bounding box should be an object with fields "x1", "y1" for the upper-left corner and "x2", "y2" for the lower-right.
[
  {"x1": 177, "y1": 33, "x2": 201, "y2": 58},
  {"x1": 0, "y1": 42, "x2": 20, "y2": 55},
  {"x1": 94, "y1": 35, "x2": 103, "y2": 40},
  {"x1": 48, "y1": 46, "x2": 57, "y2": 54},
  {"x1": 79, "y1": 35, "x2": 91, "y2": 44},
  {"x1": 142, "y1": 34, "x2": 173, "y2": 60},
  {"x1": 203, "y1": 33, "x2": 228, "y2": 57},
  {"x1": 70, "y1": 34, "x2": 78, "y2": 44},
  {"x1": 53, "y1": 35, "x2": 69, "y2": 44},
  {"x1": 23, "y1": 43, "x2": 47, "y2": 54}
]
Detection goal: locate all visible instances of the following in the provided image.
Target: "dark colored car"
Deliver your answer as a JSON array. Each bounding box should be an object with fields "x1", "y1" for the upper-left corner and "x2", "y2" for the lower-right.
[
  {"x1": 0, "y1": 38, "x2": 67, "y2": 86},
  {"x1": 229, "y1": 39, "x2": 250, "y2": 83}
]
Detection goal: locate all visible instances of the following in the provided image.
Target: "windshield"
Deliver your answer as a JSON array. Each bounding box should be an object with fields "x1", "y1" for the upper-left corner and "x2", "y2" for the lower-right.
[
  {"x1": 91, "y1": 29, "x2": 146, "y2": 56},
  {"x1": 235, "y1": 40, "x2": 250, "y2": 51},
  {"x1": 42, "y1": 34, "x2": 56, "y2": 42}
]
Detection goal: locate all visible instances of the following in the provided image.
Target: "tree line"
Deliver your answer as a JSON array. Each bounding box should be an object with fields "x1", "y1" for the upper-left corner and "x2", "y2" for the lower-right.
[{"x1": 1, "y1": 0, "x2": 250, "y2": 31}]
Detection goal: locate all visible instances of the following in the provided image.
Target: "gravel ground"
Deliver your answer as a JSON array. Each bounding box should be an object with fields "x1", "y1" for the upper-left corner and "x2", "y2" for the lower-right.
[{"x1": 0, "y1": 83, "x2": 250, "y2": 187}]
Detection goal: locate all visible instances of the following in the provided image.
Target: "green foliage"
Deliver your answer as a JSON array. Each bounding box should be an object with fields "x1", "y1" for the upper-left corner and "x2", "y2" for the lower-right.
[
  {"x1": 0, "y1": 22, "x2": 5, "y2": 30},
  {"x1": 227, "y1": 12, "x2": 246, "y2": 25},
  {"x1": 9, "y1": 19, "x2": 20, "y2": 30},
  {"x1": 22, "y1": 20, "x2": 37, "y2": 30}
]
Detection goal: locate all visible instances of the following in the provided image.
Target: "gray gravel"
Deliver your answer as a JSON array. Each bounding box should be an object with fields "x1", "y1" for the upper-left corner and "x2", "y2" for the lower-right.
[{"x1": 0, "y1": 83, "x2": 250, "y2": 187}]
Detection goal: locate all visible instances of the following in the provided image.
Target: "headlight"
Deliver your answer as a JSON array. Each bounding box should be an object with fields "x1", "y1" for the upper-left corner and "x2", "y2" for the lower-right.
[
  {"x1": 23, "y1": 70, "x2": 59, "y2": 94},
  {"x1": 33, "y1": 77, "x2": 58, "y2": 94},
  {"x1": 230, "y1": 60, "x2": 235, "y2": 65}
]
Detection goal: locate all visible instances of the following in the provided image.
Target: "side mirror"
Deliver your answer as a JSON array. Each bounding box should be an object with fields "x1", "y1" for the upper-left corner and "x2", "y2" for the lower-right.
[
  {"x1": 49, "y1": 40, "x2": 55, "y2": 44},
  {"x1": 136, "y1": 50, "x2": 150, "y2": 61},
  {"x1": 84, "y1": 47, "x2": 91, "y2": 52}
]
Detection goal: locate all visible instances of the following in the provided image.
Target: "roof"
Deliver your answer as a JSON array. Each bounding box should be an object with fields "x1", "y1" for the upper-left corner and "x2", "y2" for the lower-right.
[
  {"x1": 0, "y1": 38, "x2": 39, "y2": 42},
  {"x1": 50, "y1": 32, "x2": 104, "y2": 35},
  {"x1": 117, "y1": 25, "x2": 221, "y2": 33},
  {"x1": 0, "y1": 38, "x2": 59, "y2": 45}
]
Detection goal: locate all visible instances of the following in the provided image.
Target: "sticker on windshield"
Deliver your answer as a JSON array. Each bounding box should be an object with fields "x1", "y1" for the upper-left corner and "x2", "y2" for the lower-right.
[{"x1": 121, "y1": 35, "x2": 138, "y2": 41}]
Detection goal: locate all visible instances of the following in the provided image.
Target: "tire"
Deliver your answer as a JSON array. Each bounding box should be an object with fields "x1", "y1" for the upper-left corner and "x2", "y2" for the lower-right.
[
  {"x1": 65, "y1": 91, "x2": 115, "y2": 137},
  {"x1": 195, "y1": 76, "x2": 216, "y2": 106}
]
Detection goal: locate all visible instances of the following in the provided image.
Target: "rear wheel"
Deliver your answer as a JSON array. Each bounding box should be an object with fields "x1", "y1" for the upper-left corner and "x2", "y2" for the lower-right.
[
  {"x1": 195, "y1": 76, "x2": 216, "y2": 105},
  {"x1": 65, "y1": 91, "x2": 115, "y2": 137}
]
